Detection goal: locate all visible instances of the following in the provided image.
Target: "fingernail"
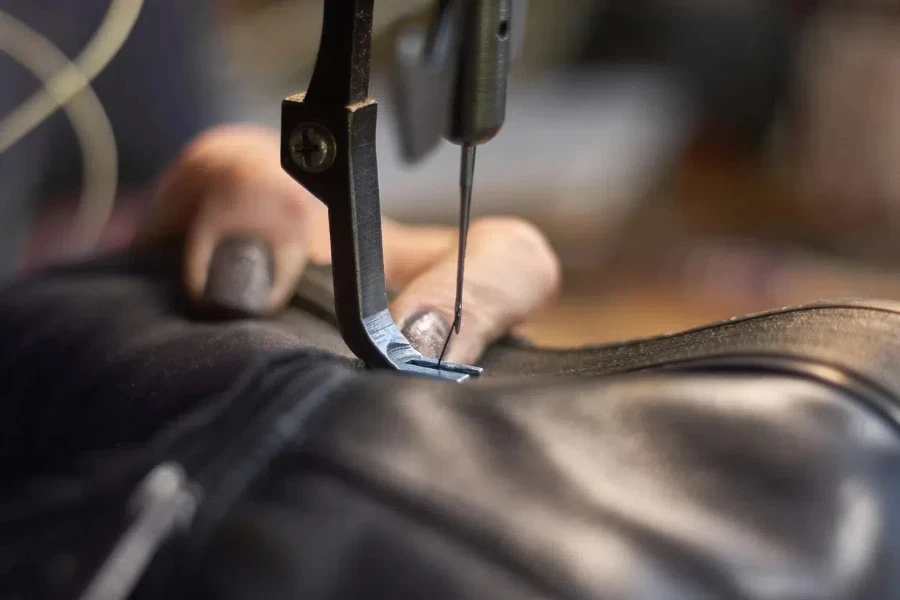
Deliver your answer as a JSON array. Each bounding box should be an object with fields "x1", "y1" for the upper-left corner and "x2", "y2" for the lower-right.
[
  {"x1": 400, "y1": 311, "x2": 452, "y2": 358},
  {"x1": 203, "y1": 234, "x2": 274, "y2": 316}
]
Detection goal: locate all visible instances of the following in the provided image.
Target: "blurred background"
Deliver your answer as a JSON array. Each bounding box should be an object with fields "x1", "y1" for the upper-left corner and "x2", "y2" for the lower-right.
[{"x1": 3, "y1": 0, "x2": 900, "y2": 347}]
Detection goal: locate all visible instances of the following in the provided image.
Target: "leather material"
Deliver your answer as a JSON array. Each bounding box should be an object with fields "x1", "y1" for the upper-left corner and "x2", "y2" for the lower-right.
[
  {"x1": 3, "y1": 246, "x2": 900, "y2": 599},
  {"x1": 213, "y1": 372, "x2": 900, "y2": 600}
]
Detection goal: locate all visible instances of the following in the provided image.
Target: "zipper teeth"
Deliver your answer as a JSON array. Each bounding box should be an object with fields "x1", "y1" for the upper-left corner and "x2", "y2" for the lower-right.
[
  {"x1": 152, "y1": 350, "x2": 324, "y2": 464},
  {"x1": 107, "y1": 363, "x2": 349, "y2": 599},
  {"x1": 186, "y1": 365, "x2": 350, "y2": 550},
  {"x1": 76, "y1": 356, "x2": 351, "y2": 600},
  {"x1": 79, "y1": 463, "x2": 198, "y2": 600},
  {"x1": 0, "y1": 350, "x2": 330, "y2": 531}
]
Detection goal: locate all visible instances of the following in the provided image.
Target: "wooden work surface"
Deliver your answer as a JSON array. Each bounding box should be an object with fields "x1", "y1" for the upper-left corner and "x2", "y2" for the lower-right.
[
  {"x1": 521, "y1": 254, "x2": 900, "y2": 349},
  {"x1": 519, "y1": 143, "x2": 900, "y2": 348}
]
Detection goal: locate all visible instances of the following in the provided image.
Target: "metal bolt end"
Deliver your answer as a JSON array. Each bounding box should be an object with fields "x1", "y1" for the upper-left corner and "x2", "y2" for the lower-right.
[{"x1": 289, "y1": 123, "x2": 337, "y2": 174}]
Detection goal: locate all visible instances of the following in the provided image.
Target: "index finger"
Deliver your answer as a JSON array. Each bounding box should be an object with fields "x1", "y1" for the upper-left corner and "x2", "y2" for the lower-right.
[{"x1": 137, "y1": 125, "x2": 331, "y2": 314}]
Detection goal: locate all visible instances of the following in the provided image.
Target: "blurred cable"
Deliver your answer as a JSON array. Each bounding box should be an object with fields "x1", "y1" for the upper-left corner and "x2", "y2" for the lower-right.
[
  {"x1": 0, "y1": 0, "x2": 143, "y2": 252},
  {"x1": 0, "y1": 0, "x2": 142, "y2": 153},
  {"x1": 0, "y1": 12, "x2": 116, "y2": 253}
]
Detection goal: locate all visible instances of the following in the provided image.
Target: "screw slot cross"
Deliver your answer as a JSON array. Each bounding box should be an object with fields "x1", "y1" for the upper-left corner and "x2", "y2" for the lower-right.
[
  {"x1": 289, "y1": 124, "x2": 336, "y2": 173},
  {"x1": 294, "y1": 130, "x2": 324, "y2": 164}
]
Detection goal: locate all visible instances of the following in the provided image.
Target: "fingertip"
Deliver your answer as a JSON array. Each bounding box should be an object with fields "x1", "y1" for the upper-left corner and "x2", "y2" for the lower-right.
[
  {"x1": 185, "y1": 226, "x2": 311, "y2": 317},
  {"x1": 399, "y1": 310, "x2": 453, "y2": 358},
  {"x1": 470, "y1": 216, "x2": 563, "y2": 302},
  {"x1": 201, "y1": 234, "x2": 275, "y2": 316},
  {"x1": 390, "y1": 216, "x2": 562, "y2": 365}
]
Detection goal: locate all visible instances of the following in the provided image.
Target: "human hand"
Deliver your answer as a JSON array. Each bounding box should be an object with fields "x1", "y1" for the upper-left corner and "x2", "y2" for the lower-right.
[{"x1": 136, "y1": 125, "x2": 560, "y2": 364}]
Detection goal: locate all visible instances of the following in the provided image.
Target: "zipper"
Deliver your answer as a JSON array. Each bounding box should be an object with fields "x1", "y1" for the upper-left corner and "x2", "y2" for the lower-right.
[
  {"x1": 180, "y1": 364, "x2": 350, "y2": 559},
  {"x1": 78, "y1": 358, "x2": 350, "y2": 600},
  {"x1": 78, "y1": 463, "x2": 199, "y2": 600}
]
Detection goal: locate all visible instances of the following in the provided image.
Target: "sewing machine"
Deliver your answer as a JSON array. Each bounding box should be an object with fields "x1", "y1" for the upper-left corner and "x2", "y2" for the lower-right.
[{"x1": 281, "y1": 0, "x2": 523, "y2": 381}]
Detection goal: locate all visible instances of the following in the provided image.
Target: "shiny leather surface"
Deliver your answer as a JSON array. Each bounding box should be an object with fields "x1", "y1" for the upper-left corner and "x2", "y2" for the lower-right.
[
  {"x1": 194, "y1": 371, "x2": 900, "y2": 599},
  {"x1": 3, "y1": 247, "x2": 900, "y2": 599}
]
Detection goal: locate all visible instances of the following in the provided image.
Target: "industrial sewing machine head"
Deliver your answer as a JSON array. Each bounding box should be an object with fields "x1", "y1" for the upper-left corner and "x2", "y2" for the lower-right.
[{"x1": 281, "y1": 0, "x2": 524, "y2": 381}]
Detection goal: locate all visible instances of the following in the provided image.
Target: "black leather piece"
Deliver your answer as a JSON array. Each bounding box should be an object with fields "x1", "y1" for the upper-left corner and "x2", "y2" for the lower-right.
[
  {"x1": 200, "y1": 473, "x2": 554, "y2": 600},
  {"x1": 0, "y1": 247, "x2": 357, "y2": 478},
  {"x1": 280, "y1": 372, "x2": 900, "y2": 599},
  {"x1": 3, "y1": 247, "x2": 900, "y2": 598}
]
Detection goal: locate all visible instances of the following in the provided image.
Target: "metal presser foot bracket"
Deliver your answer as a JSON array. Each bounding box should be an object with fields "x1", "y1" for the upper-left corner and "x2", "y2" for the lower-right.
[{"x1": 280, "y1": 0, "x2": 482, "y2": 382}]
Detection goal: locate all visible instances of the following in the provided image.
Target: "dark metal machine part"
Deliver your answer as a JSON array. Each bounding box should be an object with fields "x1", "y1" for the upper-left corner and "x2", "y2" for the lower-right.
[
  {"x1": 446, "y1": 0, "x2": 512, "y2": 146},
  {"x1": 393, "y1": 0, "x2": 519, "y2": 162},
  {"x1": 281, "y1": 1, "x2": 482, "y2": 382}
]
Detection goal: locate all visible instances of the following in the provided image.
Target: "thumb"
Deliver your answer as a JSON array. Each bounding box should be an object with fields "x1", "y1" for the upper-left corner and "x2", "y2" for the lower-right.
[
  {"x1": 138, "y1": 125, "x2": 332, "y2": 316},
  {"x1": 391, "y1": 217, "x2": 561, "y2": 364}
]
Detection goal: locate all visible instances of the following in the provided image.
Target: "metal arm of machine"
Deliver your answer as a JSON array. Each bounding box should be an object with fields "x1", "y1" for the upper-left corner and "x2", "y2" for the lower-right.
[
  {"x1": 280, "y1": 0, "x2": 482, "y2": 382},
  {"x1": 393, "y1": 0, "x2": 526, "y2": 162}
]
